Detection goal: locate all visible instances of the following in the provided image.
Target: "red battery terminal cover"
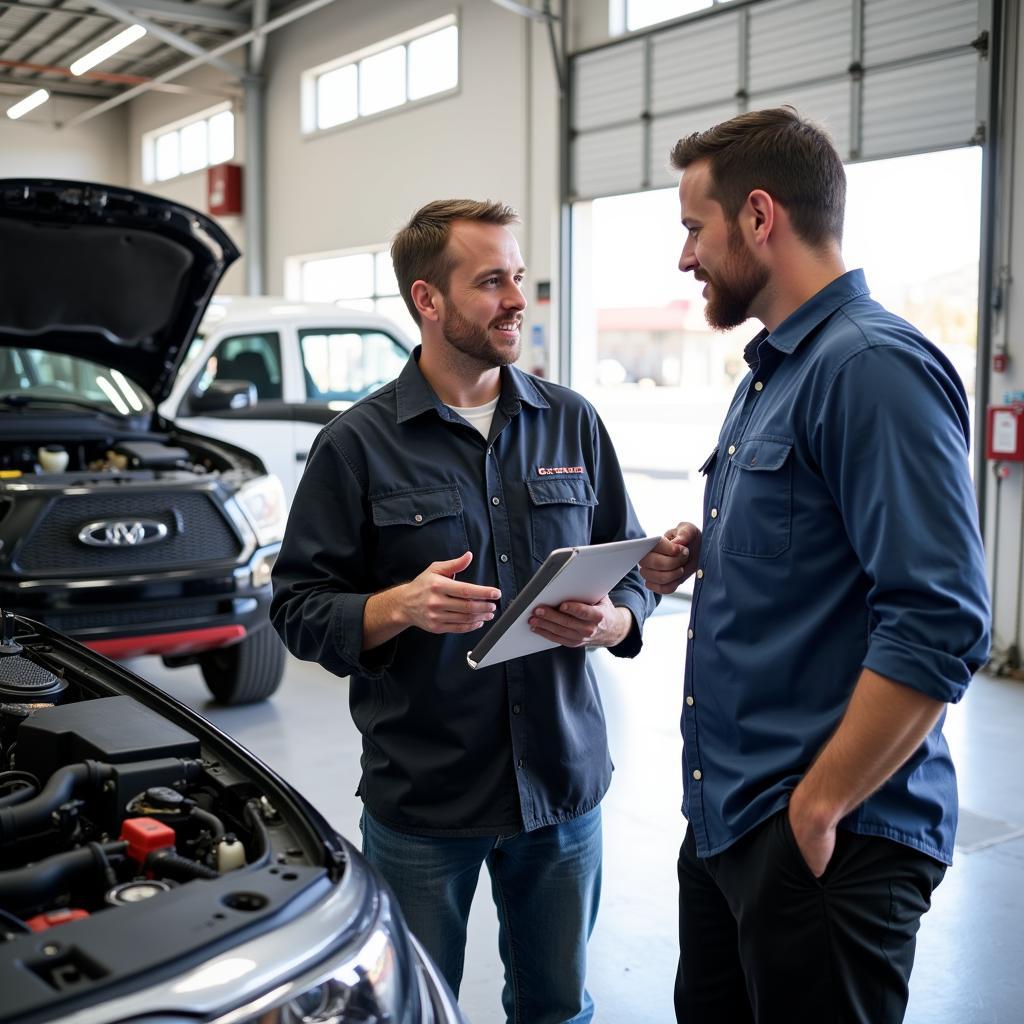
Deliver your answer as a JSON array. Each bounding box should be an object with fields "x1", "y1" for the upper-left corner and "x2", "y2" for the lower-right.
[
  {"x1": 25, "y1": 908, "x2": 90, "y2": 931},
  {"x1": 120, "y1": 816, "x2": 175, "y2": 863}
]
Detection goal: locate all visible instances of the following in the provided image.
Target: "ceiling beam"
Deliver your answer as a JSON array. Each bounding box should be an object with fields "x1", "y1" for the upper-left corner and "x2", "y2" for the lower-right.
[
  {"x1": 123, "y1": 0, "x2": 246, "y2": 31},
  {"x1": 63, "y1": 0, "x2": 337, "y2": 127},
  {"x1": 0, "y1": 74, "x2": 116, "y2": 97},
  {"x1": 0, "y1": 0, "x2": 112, "y2": 22}
]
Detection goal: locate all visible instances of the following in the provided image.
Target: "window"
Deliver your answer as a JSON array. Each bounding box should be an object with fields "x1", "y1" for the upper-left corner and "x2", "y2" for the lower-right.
[
  {"x1": 299, "y1": 329, "x2": 409, "y2": 403},
  {"x1": 302, "y1": 15, "x2": 458, "y2": 134},
  {"x1": 288, "y1": 247, "x2": 417, "y2": 340},
  {"x1": 196, "y1": 333, "x2": 283, "y2": 404},
  {"x1": 142, "y1": 104, "x2": 234, "y2": 184},
  {"x1": 611, "y1": 0, "x2": 733, "y2": 34}
]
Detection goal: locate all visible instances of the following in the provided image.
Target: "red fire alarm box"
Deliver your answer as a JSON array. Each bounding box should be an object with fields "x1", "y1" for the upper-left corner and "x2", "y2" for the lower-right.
[
  {"x1": 207, "y1": 163, "x2": 242, "y2": 216},
  {"x1": 986, "y1": 404, "x2": 1024, "y2": 461}
]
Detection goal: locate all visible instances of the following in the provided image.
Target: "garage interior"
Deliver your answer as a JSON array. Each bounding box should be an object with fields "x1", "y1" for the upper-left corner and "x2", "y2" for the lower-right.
[{"x1": 2, "y1": 0, "x2": 1024, "y2": 1021}]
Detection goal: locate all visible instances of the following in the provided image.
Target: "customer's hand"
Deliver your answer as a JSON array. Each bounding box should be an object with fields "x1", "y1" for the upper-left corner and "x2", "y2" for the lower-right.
[
  {"x1": 639, "y1": 522, "x2": 702, "y2": 594},
  {"x1": 786, "y1": 789, "x2": 836, "y2": 879},
  {"x1": 528, "y1": 595, "x2": 631, "y2": 649},
  {"x1": 399, "y1": 551, "x2": 501, "y2": 635}
]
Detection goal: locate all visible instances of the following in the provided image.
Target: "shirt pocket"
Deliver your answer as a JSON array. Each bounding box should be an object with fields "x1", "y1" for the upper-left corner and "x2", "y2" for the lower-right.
[
  {"x1": 718, "y1": 437, "x2": 793, "y2": 559},
  {"x1": 525, "y1": 475, "x2": 599, "y2": 564},
  {"x1": 370, "y1": 484, "x2": 470, "y2": 583}
]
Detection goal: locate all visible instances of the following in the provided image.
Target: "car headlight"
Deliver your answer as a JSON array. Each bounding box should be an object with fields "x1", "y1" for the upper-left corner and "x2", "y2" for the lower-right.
[
  {"x1": 219, "y1": 916, "x2": 410, "y2": 1024},
  {"x1": 235, "y1": 474, "x2": 288, "y2": 548}
]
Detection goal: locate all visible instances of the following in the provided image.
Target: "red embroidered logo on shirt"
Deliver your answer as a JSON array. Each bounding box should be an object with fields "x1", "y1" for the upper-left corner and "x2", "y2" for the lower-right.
[{"x1": 537, "y1": 465, "x2": 585, "y2": 476}]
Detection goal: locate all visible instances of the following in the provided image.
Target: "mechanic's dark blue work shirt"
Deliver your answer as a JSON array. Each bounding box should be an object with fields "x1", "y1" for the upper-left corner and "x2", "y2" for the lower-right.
[
  {"x1": 685, "y1": 270, "x2": 990, "y2": 863},
  {"x1": 272, "y1": 350, "x2": 656, "y2": 836}
]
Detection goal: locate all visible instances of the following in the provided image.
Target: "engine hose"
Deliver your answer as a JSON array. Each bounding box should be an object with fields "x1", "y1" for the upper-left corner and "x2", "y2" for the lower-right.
[
  {"x1": 0, "y1": 761, "x2": 110, "y2": 844},
  {"x1": 244, "y1": 800, "x2": 272, "y2": 869},
  {"x1": 145, "y1": 849, "x2": 220, "y2": 881},
  {"x1": 0, "y1": 782, "x2": 38, "y2": 809},
  {"x1": 190, "y1": 806, "x2": 225, "y2": 842},
  {"x1": 0, "y1": 841, "x2": 128, "y2": 914}
]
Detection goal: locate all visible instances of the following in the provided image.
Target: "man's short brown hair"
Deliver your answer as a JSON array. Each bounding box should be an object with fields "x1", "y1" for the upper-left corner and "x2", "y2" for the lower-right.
[
  {"x1": 391, "y1": 199, "x2": 519, "y2": 325},
  {"x1": 670, "y1": 107, "x2": 846, "y2": 247}
]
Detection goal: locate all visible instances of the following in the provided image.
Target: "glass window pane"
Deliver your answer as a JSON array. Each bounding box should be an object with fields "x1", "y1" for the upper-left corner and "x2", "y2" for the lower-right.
[
  {"x1": 155, "y1": 130, "x2": 180, "y2": 181},
  {"x1": 300, "y1": 254, "x2": 374, "y2": 303},
  {"x1": 179, "y1": 120, "x2": 208, "y2": 174},
  {"x1": 300, "y1": 330, "x2": 406, "y2": 402},
  {"x1": 208, "y1": 110, "x2": 234, "y2": 165},
  {"x1": 211, "y1": 332, "x2": 282, "y2": 402},
  {"x1": 375, "y1": 251, "x2": 399, "y2": 295},
  {"x1": 407, "y1": 26, "x2": 458, "y2": 100},
  {"x1": 627, "y1": 0, "x2": 711, "y2": 31},
  {"x1": 359, "y1": 45, "x2": 406, "y2": 116},
  {"x1": 317, "y1": 64, "x2": 358, "y2": 130}
]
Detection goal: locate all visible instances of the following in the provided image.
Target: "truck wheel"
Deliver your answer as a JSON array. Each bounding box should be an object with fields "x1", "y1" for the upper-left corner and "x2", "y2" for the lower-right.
[{"x1": 199, "y1": 626, "x2": 285, "y2": 704}]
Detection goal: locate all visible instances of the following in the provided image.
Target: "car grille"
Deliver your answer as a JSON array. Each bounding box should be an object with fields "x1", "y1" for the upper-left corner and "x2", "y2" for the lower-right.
[
  {"x1": 15, "y1": 492, "x2": 243, "y2": 574},
  {"x1": 42, "y1": 601, "x2": 224, "y2": 632}
]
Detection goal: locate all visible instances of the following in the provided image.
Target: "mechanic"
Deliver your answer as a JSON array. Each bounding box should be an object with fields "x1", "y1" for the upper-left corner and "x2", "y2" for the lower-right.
[
  {"x1": 638, "y1": 107, "x2": 991, "y2": 1024},
  {"x1": 271, "y1": 198, "x2": 656, "y2": 1024}
]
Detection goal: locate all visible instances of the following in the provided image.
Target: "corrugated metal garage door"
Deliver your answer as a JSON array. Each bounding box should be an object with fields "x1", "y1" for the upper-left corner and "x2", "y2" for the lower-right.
[{"x1": 569, "y1": 0, "x2": 987, "y2": 200}]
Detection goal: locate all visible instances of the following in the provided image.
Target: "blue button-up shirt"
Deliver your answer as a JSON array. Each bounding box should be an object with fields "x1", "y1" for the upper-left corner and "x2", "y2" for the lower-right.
[
  {"x1": 272, "y1": 350, "x2": 656, "y2": 837},
  {"x1": 684, "y1": 270, "x2": 990, "y2": 863}
]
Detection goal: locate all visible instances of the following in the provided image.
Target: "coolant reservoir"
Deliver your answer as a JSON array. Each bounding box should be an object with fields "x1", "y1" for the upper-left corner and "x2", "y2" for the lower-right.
[{"x1": 217, "y1": 836, "x2": 246, "y2": 872}]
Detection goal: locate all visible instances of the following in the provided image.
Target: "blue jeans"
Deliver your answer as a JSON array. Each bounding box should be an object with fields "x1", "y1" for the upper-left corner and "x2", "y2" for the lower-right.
[{"x1": 360, "y1": 805, "x2": 602, "y2": 1024}]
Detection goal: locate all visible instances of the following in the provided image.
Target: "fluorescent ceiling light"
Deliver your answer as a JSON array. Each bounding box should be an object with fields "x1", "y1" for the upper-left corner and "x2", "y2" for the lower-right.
[
  {"x1": 70, "y1": 24, "x2": 146, "y2": 76},
  {"x1": 6, "y1": 89, "x2": 49, "y2": 120}
]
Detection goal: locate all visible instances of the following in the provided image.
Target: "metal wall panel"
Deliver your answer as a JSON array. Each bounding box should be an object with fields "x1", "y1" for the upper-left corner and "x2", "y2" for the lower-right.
[
  {"x1": 860, "y1": 50, "x2": 978, "y2": 159},
  {"x1": 863, "y1": 0, "x2": 979, "y2": 66},
  {"x1": 572, "y1": 123, "x2": 646, "y2": 199},
  {"x1": 748, "y1": 79, "x2": 852, "y2": 157},
  {"x1": 650, "y1": 14, "x2": 741, "y2": 113},
  {"x1": 572, "y1": 39, "x2": 645, "y2": 132},
  {"x1": 648, "y1": 102, "x2": 741, "y2": 189},
  {"x1": 748, "y1": 0, "x2": 851, "y2": 92}
]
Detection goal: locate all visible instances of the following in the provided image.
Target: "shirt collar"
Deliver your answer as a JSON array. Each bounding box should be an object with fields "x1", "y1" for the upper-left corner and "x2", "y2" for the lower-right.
[
  {"x1": 395, "y1": 346, "x2": 550, "y2": 424},
  {"x1": 743, "y1": 268, "x2": 870, "y2": 368}
]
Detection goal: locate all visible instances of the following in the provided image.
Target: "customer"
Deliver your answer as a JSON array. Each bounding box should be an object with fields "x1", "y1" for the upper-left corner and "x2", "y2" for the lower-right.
[
  {"x1": 271, "y1": 199, "x2": 656, "y2": 1024},
  {"x1": 639, "y1": 107, "x2": 991, "y2": 1024}
]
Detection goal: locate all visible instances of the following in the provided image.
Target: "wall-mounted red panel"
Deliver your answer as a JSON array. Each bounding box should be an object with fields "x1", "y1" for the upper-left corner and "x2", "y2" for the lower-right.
[{"x1": 208, "y1": 162, "x2": 242, "y2": 216}]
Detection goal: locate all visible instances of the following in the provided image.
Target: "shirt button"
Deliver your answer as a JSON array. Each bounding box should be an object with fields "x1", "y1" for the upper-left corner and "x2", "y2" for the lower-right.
[
  {"x1": 413, "y1": 514, "x2": 423, "y2": 523},
  {"x1": 727, "y1": 445, "x2": 736, "y2": 455},
  {"x1": 710, "y1": 508, "x2": 718, "y2": 518},
  {"x1": 687, "y1": 628, "x2": 694, "y2": 639},
  {"x1": 500, "y1": 553, "x2": 509, "y2": 563},
  {"x1": 512, "y1": 703, "x2": 521, "y2": 714},
  {"x1": 492, "y1": 496, "x2": 501, "y2": 506},
  {"x1": 487, "y1": 447, "x2": 493, "y2": 456},
  {"x1": 754, "y1": 381, "x2": 764, "y2": 392},
  {"x1": 686, "y1": 696, "x2": 694, "y2": 706},
  {"x1": 518, "y1": 758, "x2": 525, "y2": 769},
  {"x1": 696, "y1": 569, "x2": 703, "y2": 579},
  {"x1": 693, "y1": 769, "x2": 702, "y2": 781}
]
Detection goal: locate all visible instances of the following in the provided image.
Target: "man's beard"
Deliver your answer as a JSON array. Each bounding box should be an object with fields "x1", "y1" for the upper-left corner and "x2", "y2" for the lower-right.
[
  {"x1": 441, "y1": 300, "x2": 520, "y2": 368},
  {"x1": 700, "y1": 223, "x2": 769, "y2": 330}
]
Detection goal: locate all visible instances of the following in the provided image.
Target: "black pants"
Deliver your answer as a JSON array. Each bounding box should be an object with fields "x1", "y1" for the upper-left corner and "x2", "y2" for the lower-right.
[{"x1": 675, "y1": 809, "x2": 947, "y2": 1024}]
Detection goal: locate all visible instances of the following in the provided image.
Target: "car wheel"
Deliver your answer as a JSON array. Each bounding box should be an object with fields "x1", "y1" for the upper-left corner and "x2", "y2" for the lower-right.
[{"x1": 198, "y1": 626, "x2": 286, "y2": 704}]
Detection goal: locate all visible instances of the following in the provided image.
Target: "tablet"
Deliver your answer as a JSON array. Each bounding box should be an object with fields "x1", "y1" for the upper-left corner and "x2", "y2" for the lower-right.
[{"x1": 466, "y1": 534, "x2": 660, "y2": 670}]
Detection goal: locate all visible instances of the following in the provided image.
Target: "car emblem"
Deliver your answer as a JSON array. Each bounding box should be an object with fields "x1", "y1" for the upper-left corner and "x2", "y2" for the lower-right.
[{"x1": 77, "y1": 519, "x2": 169, "y2": 547}]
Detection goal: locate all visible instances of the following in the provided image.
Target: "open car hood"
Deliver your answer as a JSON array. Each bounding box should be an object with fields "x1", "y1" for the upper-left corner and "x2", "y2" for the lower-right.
[{"x1": 0, "y1": 179, "x2": 239, "y2": 404}]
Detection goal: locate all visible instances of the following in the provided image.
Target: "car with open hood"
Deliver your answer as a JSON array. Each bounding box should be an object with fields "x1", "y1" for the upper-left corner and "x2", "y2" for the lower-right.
[
  {"x1": 0, "y1": 179, "x2": 287, "y2": 704},
  {"x1": 0, "y1": 608, "x2": 463, "y2": 1023}
]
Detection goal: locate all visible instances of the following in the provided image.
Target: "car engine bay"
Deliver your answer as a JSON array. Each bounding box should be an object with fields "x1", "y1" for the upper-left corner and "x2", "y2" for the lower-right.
[{"x1": 0, "y1": 614, "x2": 337, "y2": 1022}]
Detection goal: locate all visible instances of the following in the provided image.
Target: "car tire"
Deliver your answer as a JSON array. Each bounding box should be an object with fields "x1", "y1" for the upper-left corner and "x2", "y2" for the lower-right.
[{"x1": 198, "y1": 626, "x2": 286, "y2": 704}]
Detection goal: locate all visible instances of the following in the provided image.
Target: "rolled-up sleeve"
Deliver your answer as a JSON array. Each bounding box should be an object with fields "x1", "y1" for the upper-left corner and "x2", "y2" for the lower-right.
[
  {"x1": 814, "y1": 344, "x2": 991, "y2": 703},
  {"x1": 271, "y1": 430, "x2": 397, "y2": 678}
]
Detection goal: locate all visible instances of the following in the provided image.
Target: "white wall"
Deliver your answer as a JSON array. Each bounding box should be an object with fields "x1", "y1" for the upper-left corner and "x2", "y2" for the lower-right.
[
  {"x1": 127, "y1": 62, "x2": 247, "y2": 294},
  {"x1": 0, "y1": 95, "x2": 128, "y2": 184}
]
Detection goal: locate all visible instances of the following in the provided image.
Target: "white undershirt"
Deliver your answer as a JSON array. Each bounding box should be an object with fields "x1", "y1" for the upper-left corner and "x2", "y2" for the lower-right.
[{"x1": 448, "y1": 396, "x2": 500, "y2": 440}]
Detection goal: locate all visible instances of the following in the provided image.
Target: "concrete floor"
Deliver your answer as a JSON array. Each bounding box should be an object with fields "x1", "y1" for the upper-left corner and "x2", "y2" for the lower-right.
[{"x1": 132, "y1": 602, "x2": 1024, "y2": 1024}]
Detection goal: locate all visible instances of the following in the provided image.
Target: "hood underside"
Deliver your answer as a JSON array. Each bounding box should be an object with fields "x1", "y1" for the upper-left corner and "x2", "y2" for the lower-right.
[{"x1": 0, "y1": 179, "x2": 240, "y2": 404}]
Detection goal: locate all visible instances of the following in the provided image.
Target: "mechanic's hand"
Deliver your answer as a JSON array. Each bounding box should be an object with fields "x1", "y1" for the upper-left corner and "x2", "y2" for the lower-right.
[
  {"x1": 528, "y1": 595, "x2": 631, "y2": 649},
  {"x1": 786, "y1": 790, "x2": 836, "y2": 879},
  {"x1": 639, "y1": 522, "x2": 701, "y2": 595},
  {"x1": 399, "y1": 551, "x2": 500, "y2": 634}
]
